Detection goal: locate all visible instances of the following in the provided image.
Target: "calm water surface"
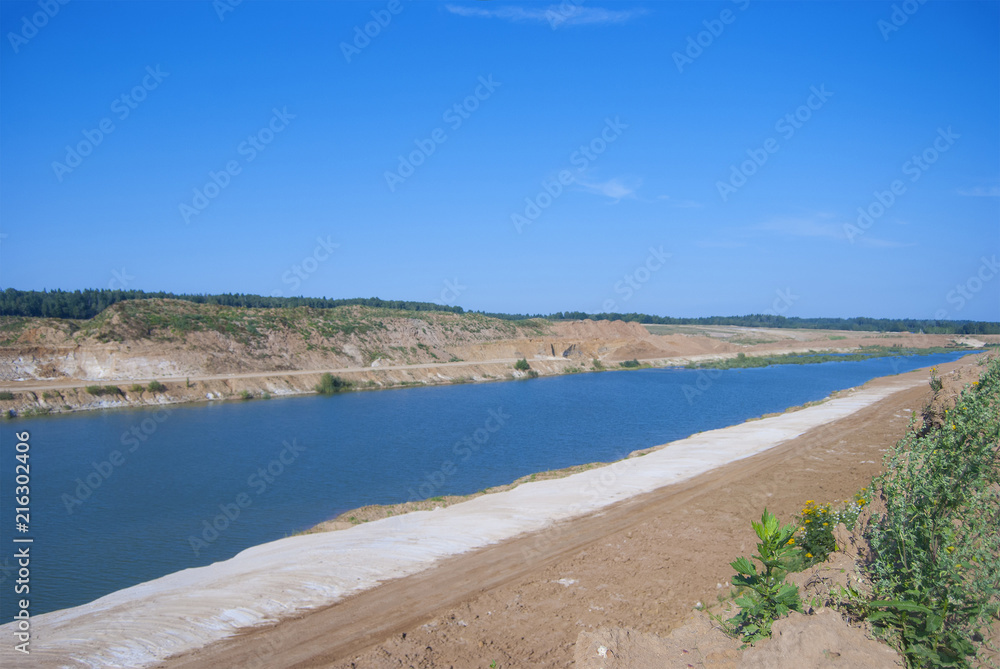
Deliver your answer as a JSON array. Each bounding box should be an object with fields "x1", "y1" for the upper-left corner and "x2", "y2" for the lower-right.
[{"x1": 0, "y1": 352, "x2": 972, "y2": 617}]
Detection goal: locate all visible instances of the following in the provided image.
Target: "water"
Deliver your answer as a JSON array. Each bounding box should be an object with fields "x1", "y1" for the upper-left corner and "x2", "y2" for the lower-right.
[{"x1": 0, "y1": 352, "x2": 971, "y2": 618}]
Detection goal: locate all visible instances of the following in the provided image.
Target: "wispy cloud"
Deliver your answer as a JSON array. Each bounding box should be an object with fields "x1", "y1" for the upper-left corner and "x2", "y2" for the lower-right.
[
  {"x1": 444, "y1": 4, "x2": 645, "y2": 28},
  {"x1": 576, "y1": 176, "x2": 641, "y2": 201},
  {"x1": 957, "y1": 185, "x2": 1000, "y2": 197}
]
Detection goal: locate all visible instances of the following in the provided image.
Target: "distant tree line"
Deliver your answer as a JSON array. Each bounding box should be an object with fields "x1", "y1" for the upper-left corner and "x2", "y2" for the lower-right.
[
  {"x1": 541, "y1": 311, "x2": 1000, "y2": 335},
  {"x1": 1, "y1": 288, "x2": 997, "y2": 334},
  {"x1": 0, "y1": 289, "x2": 464, "y2": 320}
]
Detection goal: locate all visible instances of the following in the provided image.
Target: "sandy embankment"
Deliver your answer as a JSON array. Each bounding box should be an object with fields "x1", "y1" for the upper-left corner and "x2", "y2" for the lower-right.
[{"x1": 2, "y1": 357, "x2": 983, "y2": 669}]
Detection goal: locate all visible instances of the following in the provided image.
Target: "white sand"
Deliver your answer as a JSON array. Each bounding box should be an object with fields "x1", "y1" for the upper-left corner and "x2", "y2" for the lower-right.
[{"x1": 0, "y1": 375, "x2": 923, "y2": 668}]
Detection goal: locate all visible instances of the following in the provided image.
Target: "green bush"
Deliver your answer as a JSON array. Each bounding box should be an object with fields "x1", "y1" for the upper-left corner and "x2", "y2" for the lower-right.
[
  {"x1": 239, "y1": 390, "x2": 253, "y2": 400},
  {"x1": 0, "y1": 391, "x2": 14, "y2": 401},
  {"x1": 85, "y1": 385, "x2": 124, "y2": 396},
  {"x1": 514, "y1": 358, "x2": 531, "y2": 371},
  {"x1": 620, "y1": 359, "x2": 641, "y2": 368},
  {"x1": 147, "y1": 380, "x2": 166, "y2": 392},
  {"x1": 860, "y1": 356, "x2": 1000, "y2": 667},
  {"x1": 129, "y1": 384, "x2": 145, "y2": 393},
  {"x1": 592, "y1": 358, "x2": 605, "y2": 371},
  {"x1": 315, "y1": 372, "x2": 351, "y2": 394}
]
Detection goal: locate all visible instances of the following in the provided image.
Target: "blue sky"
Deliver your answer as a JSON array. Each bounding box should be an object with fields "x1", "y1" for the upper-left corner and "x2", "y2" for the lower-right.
[{"x1": 1, "y1": 0, "x2": 998, "y2": 320}]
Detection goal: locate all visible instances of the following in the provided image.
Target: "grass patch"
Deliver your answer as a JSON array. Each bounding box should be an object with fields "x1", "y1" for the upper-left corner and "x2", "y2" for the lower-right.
[
  {"x1": 147, "y1": 380, "x2": 166, "y2": 392},
  {"x1": 686, "y1": 346, "x2": 968, "y2": 370},
  {"x1": 0, "y1": 391, "x2": 14, "y2": 401}
]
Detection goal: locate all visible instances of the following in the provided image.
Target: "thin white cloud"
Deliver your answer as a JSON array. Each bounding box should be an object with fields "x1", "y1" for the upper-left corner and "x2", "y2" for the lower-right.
[
  {"x1": 576, "y1": 176, "x2": 641, "y2": 201},
  {"x1": 957, "y1": 185, "x2": 1000, "y2": 197},
  {"x1": 444, "y1": 4, "x2": 644, "y2": 27}
]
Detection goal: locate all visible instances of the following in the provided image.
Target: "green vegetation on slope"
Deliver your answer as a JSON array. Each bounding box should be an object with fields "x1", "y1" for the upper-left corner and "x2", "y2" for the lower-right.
[
  {"x1": 2, "y1": 289, "x2": 997, "y2": 334},
  {"x1": 686, "y1": 347, "x2": 971, "y2": 370}
]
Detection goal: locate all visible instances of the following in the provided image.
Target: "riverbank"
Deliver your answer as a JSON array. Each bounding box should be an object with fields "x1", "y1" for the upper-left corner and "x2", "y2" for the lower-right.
[
  {"x1": 1, "y1": 336, "x2": 989, "y2": 419},
  {"x1": 1, "y1": 354, "x2": 987, "y2": 669}
]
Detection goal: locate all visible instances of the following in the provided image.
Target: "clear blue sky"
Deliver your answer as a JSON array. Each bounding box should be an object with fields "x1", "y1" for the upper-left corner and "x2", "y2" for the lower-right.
[{"x1": 1, "y1": 0, "x2": 998, "y2": 320}]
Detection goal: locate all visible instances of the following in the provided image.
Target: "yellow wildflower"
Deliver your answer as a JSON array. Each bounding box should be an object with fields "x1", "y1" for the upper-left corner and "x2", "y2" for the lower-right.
[{"x1": 806, "y1": 553, "x2": 813, "y2": 558}]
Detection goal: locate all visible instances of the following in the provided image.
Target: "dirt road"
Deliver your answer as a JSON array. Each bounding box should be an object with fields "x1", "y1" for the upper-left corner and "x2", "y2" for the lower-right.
[{"x1": 156, "y1": 356, "x2": 983, "y2": 669}]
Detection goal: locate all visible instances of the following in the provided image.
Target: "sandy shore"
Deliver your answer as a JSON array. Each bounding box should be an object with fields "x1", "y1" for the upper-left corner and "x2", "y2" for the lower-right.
[{"x1": 3, "y1": 356, "x2": 985, "y2": 669}]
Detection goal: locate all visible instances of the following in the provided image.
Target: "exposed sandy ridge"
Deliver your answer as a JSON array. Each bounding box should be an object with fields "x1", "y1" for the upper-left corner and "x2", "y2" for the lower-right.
[{"x1": 2, "y1": 356, "x2": 984, "y2": 669}]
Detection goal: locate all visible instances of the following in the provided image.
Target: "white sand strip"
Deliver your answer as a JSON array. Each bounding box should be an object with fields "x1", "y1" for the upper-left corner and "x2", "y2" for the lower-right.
[{"x1": 0, "y1": 374, "x2": 923, "y2": 669}]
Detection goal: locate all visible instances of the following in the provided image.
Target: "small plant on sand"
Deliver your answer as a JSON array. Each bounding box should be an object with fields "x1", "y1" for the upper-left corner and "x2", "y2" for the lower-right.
[
  {"x1": 239, "y1": 390, "x2": 253, "y2": 400},
  {"x1": 928, "y1": 366, "x2": 943, "y2": 393},
  {"x1": 147, "y1": 380, "x2": 166, "y2": 392},
  {"x1": 514, "y1": 358, "x2": 531, "y2": 371},
  {"x1": 725, "y1": 509, "x2": 802, "y2": 644},
  {"x1": 129, "y1": 384, "x2": 145, "y2": 393},
  {"x1": 592, "y1": 358, "x2": 605, "y2": 371},
  {"x1": 0, "y1": 391, "x2": 14, "y2": 401}
]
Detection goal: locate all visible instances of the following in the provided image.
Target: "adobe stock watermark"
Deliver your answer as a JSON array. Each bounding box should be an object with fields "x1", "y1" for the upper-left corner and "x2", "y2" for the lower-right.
[
  {"x1": 213, "y1": 0, "x2": 243, "y2": 21},
  {"x1": 406, "y1": 407, "x2": 511, "y2": 502},
  {"x1": 51, "y1": 65, "x2": 169, "y2": 182},
  {"x1": 511, "y1": 116, "x2": 628, "y2": 233},
  {"x1": 435, "y1": 277, "x2": 466, "y2": 306},
  {"x1": 188, "y1": 438, "x2": 306, "y2": 556},
  {"x1": 843, "y1": 127, "x2": 958, "y2": 244},
  {"x1": 179, "y1": 106, "x2": 295, "y2": 224},
  {"x1": 933, "y1": 255, "x2": 999, "y2": 319},
  {"x1": 270, "y1": 235, "x2": 339, "y2": 297},
  {"x1": 341, "y1": 0, "x2": 411, "y2": 63},
  {"x1": 717, "y1": 84, "x2": 832, "y2": 202},
  {"x1": 107, "y1": 267, "x2": 134, "y2": 290},
  {"x1": 546, "y1": 0, "x2": 585, "y2": 29},
  {"x1": 521, "y1": 457, "x2": 630, "y2": 563},
  {"x1": 673, "y1": 0, "x2": 750, "y2": 73},
  {"x1": 878, "y1": 0, "x2": 927, "y2": 41},
  {"x1": 61, "y1": 408, "x2": 172, "y2": 514},
  {"x1": 384, "y1": 75, "x2": 501, "y2": 192},
  {"x1": 598, "y1": 245, "x2": 670, "y2": 312},
  {"x1": 7, "y1": 0, "x2": 70, "y2": 54},
  {"x1": 769, "y1": 287, "x2": 799, "y2": 316}
]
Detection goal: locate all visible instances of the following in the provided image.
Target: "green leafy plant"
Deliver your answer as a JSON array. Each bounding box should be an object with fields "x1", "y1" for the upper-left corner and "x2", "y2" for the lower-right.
[
  {"x1": 129, "y1": 384, "x2": 145, "y2": 393},
  {"x1": 928, "y1": 366, "x2": 944, "y2": 393},
  {"x1": 0, "y1": 391, "x2": 14, "y2": 400},
  {"x1": 513, "y1": 358, "x2": 531, "y2": 371},
  {"x1": 862, "y1": 355, "x2": 1000, "y2": 667},
  {"x1": 620, "y1": 359, "x2": 641, "y2": 368},
  {"x1": 239, "y1": 390, "x2": 253, "y2": 400},
  {"x1": 726, "y1": 509, "x2": 802, "y2": 643},
  {"x1": 147, "y1": 380, "x2": 166, "y2": 392},
  {"x1": 592, "y1": 358, "x2": 605, "y2": 371}
]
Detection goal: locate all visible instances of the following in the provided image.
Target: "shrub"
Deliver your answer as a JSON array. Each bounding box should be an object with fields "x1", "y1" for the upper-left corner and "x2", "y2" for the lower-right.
[
  {"x1": 129, "y1": 384, "x2": 145, "y2": 393},
  {"x1": 592, "y1": 358, "x2": 605, "y2": 371},
  {"x1": 861, "y1": 355, "x2": 1000, "y2": 666},
  {"x1": 928, "y1": 366, "x2": 943, "y2": 393},
  {"x1": 620, "y1": 359, "x2": 641, "y2": 368},
  {"x1": 514, "y1": 358, "x2": 531, "y2": 371},
  {"x1": 0, "y1": 391, "x2": 14, "y2": 401},
  {"x1": 85, "y1": 385, "x2": 124, "y2": 396},
  {"x1": 239, "y1": 390, "x2": 253, "y2": 400},
  {"x1": 147, "y1": 380, "x2": 166, "y2": 392},
  {"x1": 261, "y1": 391, "x2": 271, "y2": 400},
  {"x1": 725, "y1": 509, "x2": 802, "y2": 643},
  {"x1": 315, "y1": 372, "x2": 351, "y2": 394}
]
